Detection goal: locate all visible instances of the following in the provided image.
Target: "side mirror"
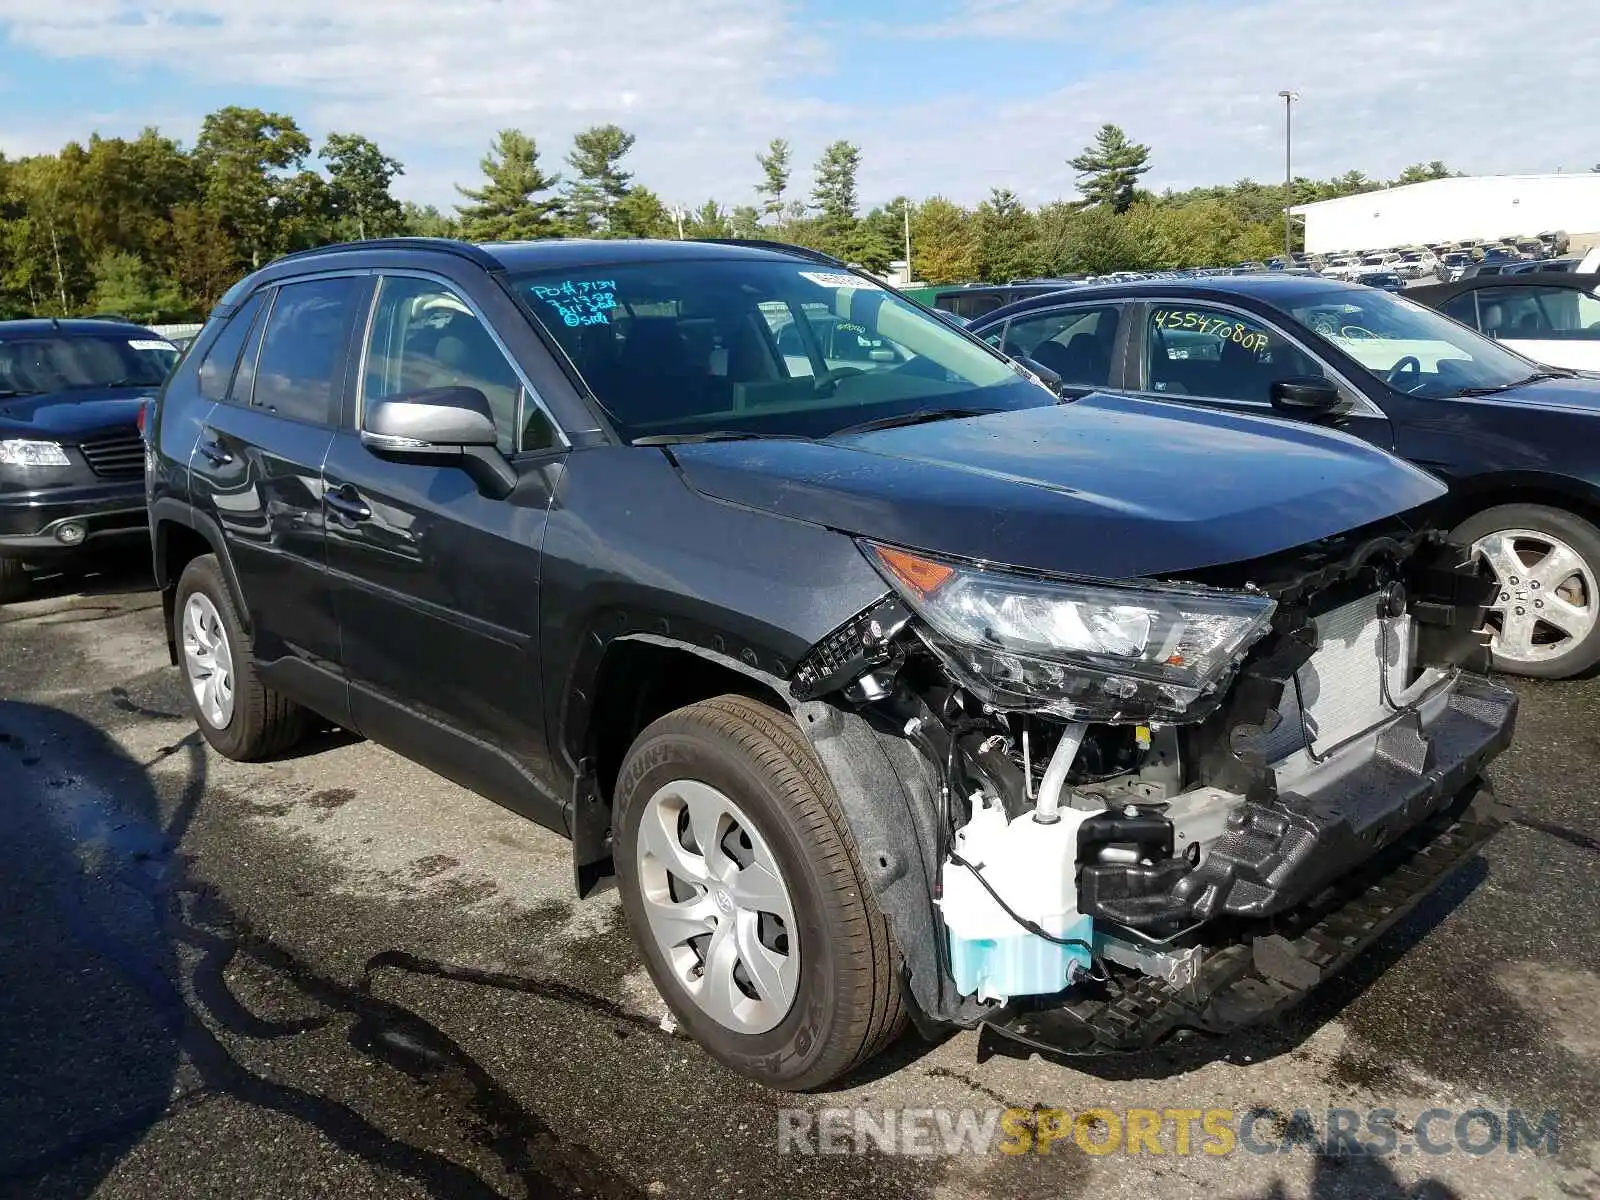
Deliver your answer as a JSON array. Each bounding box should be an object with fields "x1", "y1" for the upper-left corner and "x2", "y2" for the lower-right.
[
  {"x1": 1270, "y1": 376, "x2": 1342, "y2": 417},
  {"x1": 361, "y1": 386, "x2": 516, "y2": 499}
]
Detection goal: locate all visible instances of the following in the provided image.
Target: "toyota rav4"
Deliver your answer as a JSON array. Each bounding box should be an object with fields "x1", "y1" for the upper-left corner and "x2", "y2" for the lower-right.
[{"x1": 146, "y1": 237, "x2": 1515, "y2": 1090}]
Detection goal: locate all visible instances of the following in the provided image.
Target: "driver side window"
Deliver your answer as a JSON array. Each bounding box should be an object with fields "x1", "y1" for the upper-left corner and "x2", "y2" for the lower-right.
[
  {"x1": 1143, "y1": 304, "x2": 1330, "y2": 404},
  {"x1": 363, "y1": 276, "x2": 557, "y2": 454}
]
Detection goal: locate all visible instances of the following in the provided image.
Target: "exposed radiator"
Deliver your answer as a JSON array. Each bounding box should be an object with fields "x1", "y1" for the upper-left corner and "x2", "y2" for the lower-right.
[{"x1": 1260, "y1": 592, "x2": 1414, "y2": 764}]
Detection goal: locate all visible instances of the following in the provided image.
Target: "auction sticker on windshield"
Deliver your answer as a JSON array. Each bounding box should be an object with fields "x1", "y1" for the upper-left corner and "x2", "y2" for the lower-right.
[
  {"x1": 800, "y1": 271, "x2": 882, "y2": 290},
  {"x1": 129, "y1": 339, "x2": 177, "y2": 352}
]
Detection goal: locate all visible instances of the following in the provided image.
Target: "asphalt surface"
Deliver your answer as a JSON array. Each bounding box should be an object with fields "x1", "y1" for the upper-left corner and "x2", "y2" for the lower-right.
[{"x1": 1, "y1": 556, "x2": 1597, "y2": 1200}]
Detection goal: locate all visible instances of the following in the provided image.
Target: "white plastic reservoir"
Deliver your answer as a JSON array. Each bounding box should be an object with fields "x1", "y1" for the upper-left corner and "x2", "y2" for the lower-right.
[{"x1": 938, "y1": 795, "x2": 1095, "y2": 1004}]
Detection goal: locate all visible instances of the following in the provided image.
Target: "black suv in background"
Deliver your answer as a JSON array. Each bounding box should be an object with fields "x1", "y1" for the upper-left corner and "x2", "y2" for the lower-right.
[
  {"x1": 0, "y1": 318, "x2": 179, "y2": 601},
  {"x1": 147, "y1": 237, "x2": 1513, "y2": 1089}
]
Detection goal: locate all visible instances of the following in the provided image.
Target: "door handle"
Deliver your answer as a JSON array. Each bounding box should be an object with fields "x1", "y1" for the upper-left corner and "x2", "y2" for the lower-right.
[
  {"x1": 197, "y1": 436, "x2": 233, "y2": 466},
  {"x1": 325, "y1": 487, "x2": 372, "y2": 524}
]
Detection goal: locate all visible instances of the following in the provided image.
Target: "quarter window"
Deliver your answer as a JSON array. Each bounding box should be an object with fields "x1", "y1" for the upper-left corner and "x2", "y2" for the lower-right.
[
  {"x1": 250, "y1": 277, "x2": 362, "y2": 425},
  {"x1": 362, "y1": 276, "x2": 554, "y2": 454},
  {"x1": 1001, "y1": 305, "x2": 1121, "y2": 388},
  {"x1": 1478, "y1": 286, "x2": 1600, "y2": 340},
  {"x1": 197, "y1": 292, "x2": 266, "y2": 402},
  {"x1": 1144, "y1": 304, "x2": 1330, "y2": 404},
  {"x1": 1439, "y1": 293, "x2": 1479, "y2": 329}
]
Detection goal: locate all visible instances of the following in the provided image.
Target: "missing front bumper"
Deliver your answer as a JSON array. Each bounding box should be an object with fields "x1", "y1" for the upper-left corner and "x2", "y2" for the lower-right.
[{"x1": 983, "y1": 777, "x2": 1508, "y2": 1057}]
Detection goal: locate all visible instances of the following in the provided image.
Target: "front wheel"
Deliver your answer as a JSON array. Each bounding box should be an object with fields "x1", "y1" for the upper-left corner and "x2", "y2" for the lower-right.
[
  {"x1": 613, "y1": 694, "x2": 905, "y2": 1090},
  {"x1": 1452, "y1": 504, "x2": 1600, "y2": 679}
]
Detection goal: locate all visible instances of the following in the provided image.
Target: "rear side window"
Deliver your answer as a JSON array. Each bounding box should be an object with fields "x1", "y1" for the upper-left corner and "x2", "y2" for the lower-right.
[
  {"x1": 1439, "y1": 293, "x2": 1479, "y2": 329},
  {"x1": 196, "y1": 292, "x2": 266, "y2": 402},
  {"x1": 250, "y1": 277, "x2": 363, "y2": 425}
]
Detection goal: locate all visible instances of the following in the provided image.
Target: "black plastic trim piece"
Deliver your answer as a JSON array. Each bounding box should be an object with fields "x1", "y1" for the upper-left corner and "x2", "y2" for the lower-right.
[{"x1": 983, "y1": 779, "x2": 1508, "y2": 1056}]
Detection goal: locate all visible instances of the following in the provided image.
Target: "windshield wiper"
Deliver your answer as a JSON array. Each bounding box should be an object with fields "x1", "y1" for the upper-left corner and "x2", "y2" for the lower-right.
[
  {"x1": 1458, "y1": 371, "x2": 1572, "y2": 397},
  {"x1": 827, "y1": 407, "x2": 1002, "y2": 438},
  {"x1": 631, "y1": 430, "x2": 814, "y2": 446}
]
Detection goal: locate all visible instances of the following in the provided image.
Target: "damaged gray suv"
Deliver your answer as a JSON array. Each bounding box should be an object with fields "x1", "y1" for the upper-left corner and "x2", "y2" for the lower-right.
[{"x1": 147, "y1": 236, "x2": 1515, "y2": 1090}]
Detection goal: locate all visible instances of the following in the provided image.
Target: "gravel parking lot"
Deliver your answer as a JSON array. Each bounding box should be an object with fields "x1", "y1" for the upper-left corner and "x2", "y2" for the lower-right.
[{"x1": 2, "y1": 557, "x2": 1598, "y2": 1200}]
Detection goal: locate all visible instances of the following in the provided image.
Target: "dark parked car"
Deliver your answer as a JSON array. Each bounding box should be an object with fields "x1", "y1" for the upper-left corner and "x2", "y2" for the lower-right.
[
  {"x1": 0, "y1": 317, "x2": 180, "y2": 601},
  {"x1": 1409, "y1": 272, "x2": 1600, "y2": 374},
  {"x1": 971, "y1": 273, "x2": 1600, "y2": 678},
  {"x1": 1353, "y1": 271, "x2": 1406, "y2": 293},
  {"x1": 927, "y1": 281, "x2": 1078, "y2": 320},
  {"x1": 147, "y1": 237, "x2": 1512, "y2": 1089}
]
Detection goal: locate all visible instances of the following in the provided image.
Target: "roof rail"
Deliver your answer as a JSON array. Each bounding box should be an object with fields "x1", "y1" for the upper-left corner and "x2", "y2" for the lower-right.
[
  {"x1": 268, "y1": 237, "x2": 504, "y2": 270},
  {"x1": 690, "y1": 238, "x2": 851, "y2": 269}
]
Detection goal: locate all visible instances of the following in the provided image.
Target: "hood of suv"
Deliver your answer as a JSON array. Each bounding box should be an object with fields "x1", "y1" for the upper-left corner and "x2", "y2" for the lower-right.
[
  {"x1": 671, "y1": 393, "x2": 1446, "y2": 579},
  {"x1": 0, "y1": 386, "x2": 155, "y2": 442}
]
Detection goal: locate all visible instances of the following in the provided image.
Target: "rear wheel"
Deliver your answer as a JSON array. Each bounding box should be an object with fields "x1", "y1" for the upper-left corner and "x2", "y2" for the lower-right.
[
  {"x1": 0, "y1": 556, "x2": 27, "y2": 604},
  {"x1": 1452, "y1": 504, "x2": 1600, "y2": 678},
  {"x1": 174, "y1": 554, "x2": 307, "y2": 759},
  {"x1": 613, "y1": 694, "x2": 905, "y2": 1090}
]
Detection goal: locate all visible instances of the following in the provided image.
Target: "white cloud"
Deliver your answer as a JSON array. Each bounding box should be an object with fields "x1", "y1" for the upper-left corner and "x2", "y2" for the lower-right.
[{"x1": 0, "y1": 0, "x2": 1595, "y2": 212}]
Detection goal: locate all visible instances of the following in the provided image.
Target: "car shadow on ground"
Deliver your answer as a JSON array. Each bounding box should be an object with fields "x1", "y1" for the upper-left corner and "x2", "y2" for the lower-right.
[
  {"x1": 0, "y1": 699, "x2": 647, "y2": 1199},
  {"x1": 17, "y1": 547, "x2": 156, "y2": 605},
  {"x1": 0, "y1": 701, "x2": 190, "y2": 1197}
]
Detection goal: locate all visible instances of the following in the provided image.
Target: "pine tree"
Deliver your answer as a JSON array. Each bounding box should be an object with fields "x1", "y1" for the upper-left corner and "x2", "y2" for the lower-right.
[
  {"x1": 454, "y1": 130, "x2": 562, "y2": 241},
  {"x1": 563, "y1": 124, "x2": 636, "y2": 236},
  {"x1": 1069, "y1": 124, "x2": 1151, "y2": 214},
  {"x1": 973, "y1": 188, "x2": 1039, "y2": 281},
  {"x1": 810, "y1": 141, "x2": 862, "y2": 257},
  {"x1": 755, "y1": 138, "x2": 791, "y2": 219}
]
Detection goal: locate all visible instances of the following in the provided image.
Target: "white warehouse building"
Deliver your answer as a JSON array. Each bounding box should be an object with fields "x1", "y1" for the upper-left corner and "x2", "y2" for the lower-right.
[{"x1": 1291, "y1": 173, "x2": 1600, "y2": 255}]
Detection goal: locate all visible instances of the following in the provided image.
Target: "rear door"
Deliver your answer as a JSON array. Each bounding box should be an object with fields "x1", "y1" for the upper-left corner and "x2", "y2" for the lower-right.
[
  {"x1": 186, "y1": 273, "x2": 368, "y2": 720},
  {"x1": 321, "y1": 270, "x2": 569, "y2": 828},
  {"x1": 1127, "y1": 298, "x2": 1395, "y2": 449}
]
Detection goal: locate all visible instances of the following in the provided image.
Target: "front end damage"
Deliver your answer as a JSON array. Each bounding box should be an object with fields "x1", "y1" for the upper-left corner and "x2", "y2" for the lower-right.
[{"x1": 788, "y1": 521, "x2": 1516, "y2": 1053}]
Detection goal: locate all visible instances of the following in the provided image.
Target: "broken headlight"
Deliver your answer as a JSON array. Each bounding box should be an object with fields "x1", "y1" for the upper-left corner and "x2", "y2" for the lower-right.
[{"x1": 864, "y1": 542, "x2": 1276, "y2": 722}]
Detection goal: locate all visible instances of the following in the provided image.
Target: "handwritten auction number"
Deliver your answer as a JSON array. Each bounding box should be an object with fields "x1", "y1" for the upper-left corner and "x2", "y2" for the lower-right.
[
  {"x1": 1154, "y1": 310, "x2": 1268, "y2": 352},
  {"x1": 531, "y1": 280, "x2": 619, "y2": 327}
]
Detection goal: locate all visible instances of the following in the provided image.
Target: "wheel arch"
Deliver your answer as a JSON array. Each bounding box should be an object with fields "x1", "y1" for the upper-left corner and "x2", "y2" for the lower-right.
[
  {"x1": 569, "y1": 629, "x2": 972, "y2": 1028},
  {"x1": 150, "y1": 498, "x2": 251, "y2": 665},
  {"x1": 1437, "y1": 471, "x2": 1600, "y2": 533}
]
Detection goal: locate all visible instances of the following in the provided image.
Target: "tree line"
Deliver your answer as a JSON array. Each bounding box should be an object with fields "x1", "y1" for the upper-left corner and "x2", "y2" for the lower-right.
[{"x1": 0, "y1": 106, "x2": 1460, "y2": 322}]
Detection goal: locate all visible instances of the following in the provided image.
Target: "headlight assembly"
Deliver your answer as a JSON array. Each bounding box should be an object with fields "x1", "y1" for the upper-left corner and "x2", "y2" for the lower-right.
[
  {"x1": 864, "y1": 542, "x2": 1276, "y2": 722},
  {"x1": 0, "y1": 439, "x2": 71, "y2": 468}
]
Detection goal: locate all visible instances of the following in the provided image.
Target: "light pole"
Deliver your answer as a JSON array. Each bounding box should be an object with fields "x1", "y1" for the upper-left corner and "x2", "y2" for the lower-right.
[{"x1": 1279, "y1": 90, "x2": 1298, "y2": 259}]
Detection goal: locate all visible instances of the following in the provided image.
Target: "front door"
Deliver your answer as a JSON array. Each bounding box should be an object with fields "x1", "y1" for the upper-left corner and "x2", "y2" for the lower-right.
[
  {"x1": 1133, "y1": 300, "x2": 1395, "y2": 449},
  {"x1": 185, "y1": 275, "x2": 367, "y2": 720},
  {"x1": 321, "y1": 272, "x2": 569, "y2": 828}
]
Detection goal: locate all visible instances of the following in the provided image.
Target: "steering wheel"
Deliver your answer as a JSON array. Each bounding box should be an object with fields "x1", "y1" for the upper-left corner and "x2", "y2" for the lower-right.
[
  {"x1": 1339, "y1": 324, "x2": 1379, "y2": 340},
  {"x1": 813, "y1": 366, "x2": 866, "y2": 395},
  {"x1": 1386, "y1": 355, "x2": 1423, "y2": 389}
]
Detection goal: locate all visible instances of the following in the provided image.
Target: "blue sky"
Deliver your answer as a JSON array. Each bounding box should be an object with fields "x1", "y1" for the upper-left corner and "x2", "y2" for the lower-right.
[{"x1": 0, "y1": 0, "x2": 1595, "y2": 213}]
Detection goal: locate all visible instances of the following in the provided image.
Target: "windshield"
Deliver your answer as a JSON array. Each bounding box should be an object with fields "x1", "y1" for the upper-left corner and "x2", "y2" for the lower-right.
[
  {"x1": 1275, "y1": 284, "x2": 1541, "y2": 397},
  {"x1": 510, "y1": 258, "x2": 1047, "y2": 440},
  {"x1": 0, "y1": 334, "x2": 177, "y2": 397}
]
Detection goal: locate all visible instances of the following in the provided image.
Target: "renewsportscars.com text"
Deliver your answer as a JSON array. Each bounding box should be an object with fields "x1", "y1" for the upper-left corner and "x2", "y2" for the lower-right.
[{"x1": 777, "y1": 1106, "x2": 1560, "y2": 1159}]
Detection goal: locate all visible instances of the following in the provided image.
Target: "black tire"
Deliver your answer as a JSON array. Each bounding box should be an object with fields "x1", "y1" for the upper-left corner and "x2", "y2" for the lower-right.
[
  {"x1": 614, "y1": 693, "x2": 905, "y2": 1091},
  {"x1": 0, "y1": 556, "x2": 27, "y2": 604},
  {"x1": 174, "y1": 554, "x2": 307, "y2": 759},
  {"x1": 1451, "y1": 503, "x2": 1600, "y2": 679}
]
